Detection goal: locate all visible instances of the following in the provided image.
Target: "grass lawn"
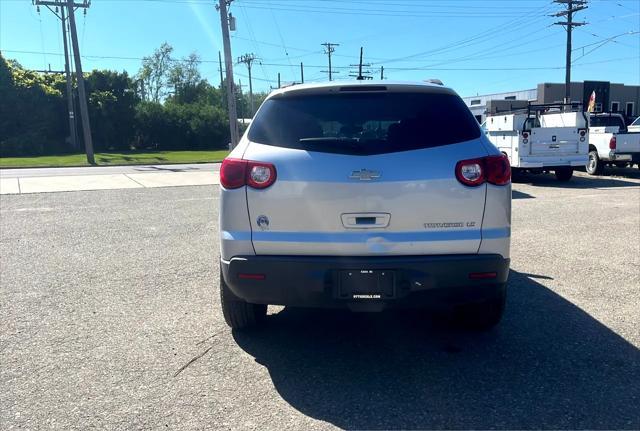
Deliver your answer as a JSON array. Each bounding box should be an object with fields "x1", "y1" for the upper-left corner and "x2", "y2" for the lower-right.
[{"x1": 0, "y1": 150, "x2": 230, "y2": 168}]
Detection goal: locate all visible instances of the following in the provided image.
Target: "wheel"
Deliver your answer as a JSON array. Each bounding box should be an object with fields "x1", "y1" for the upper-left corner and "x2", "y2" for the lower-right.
[
  {"x1": 219, "y1": 268, "x2": 267, "y2": 330},
  {"x1": 554, "y1": 167, "x2": 573, "y2": 181},
  {"x1": 586, "y1": 150, "x2": 604, "y2": 175},
  {"x1": 454, "y1": 284, "x2": 506, "y2": 330}
]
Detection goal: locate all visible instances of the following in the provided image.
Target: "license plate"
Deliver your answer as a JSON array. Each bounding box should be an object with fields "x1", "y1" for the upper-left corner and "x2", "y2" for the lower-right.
[{"x1": 338, "y1": 270, "x2": 395, "y2": 299}]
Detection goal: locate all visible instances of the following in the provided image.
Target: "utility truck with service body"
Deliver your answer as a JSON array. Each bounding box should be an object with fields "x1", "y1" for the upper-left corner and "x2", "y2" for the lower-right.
[
  {"x1": 218, "y1": 81, "x2": 512, "y2": 331},
  {"x1": 585, "y1": 113, "x2": 640, "y2": 174},
  {"x1": 484, "y1": 102, "x2": 589, "y2": 181}
]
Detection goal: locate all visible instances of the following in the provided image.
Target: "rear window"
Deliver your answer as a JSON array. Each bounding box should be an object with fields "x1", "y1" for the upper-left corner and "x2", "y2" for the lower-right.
[
  {"x1": 248, "y1": 92, "x2": 481, "y2": 155},
  {"x1": 590, "y1": 116, "x2": 626, "y2": 130}
]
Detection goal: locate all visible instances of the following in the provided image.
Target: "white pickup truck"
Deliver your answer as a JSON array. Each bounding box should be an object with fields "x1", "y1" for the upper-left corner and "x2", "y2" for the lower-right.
[
  {"x1": 484, "y1": 104, "x2": 588, "y2": 181},
  {"x1": 626, "y1": 116, "x2": 640, "y2": 133},
  {"x1": 586, "y1": 113, "x2": 640, "y2": 175}
]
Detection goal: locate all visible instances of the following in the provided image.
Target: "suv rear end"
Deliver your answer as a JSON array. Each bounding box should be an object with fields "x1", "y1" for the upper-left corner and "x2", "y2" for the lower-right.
[{"x1": 219, "y1": 82, "x2": 511, "y2": 330}]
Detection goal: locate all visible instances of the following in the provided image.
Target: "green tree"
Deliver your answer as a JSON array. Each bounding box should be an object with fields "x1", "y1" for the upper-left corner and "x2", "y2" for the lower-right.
[
  {"x1": 138, "y1": 42, "x2": 173, "y2": 103},
  {"x1": 168, "y1": 52, "x2": 202, "y2": 101},
  {"x1": 0, "y1": 55, "x2": 68, "y2": 156},
  {"x1": 85, "y1": 69, "x2": 139, "y2": 151}
]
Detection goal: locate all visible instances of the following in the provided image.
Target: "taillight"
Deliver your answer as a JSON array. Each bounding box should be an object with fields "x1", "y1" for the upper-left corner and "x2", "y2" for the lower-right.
[
  {"x1": 455, "y1": 158, "x2": 484, "y2": 186},
  {"x1": 247, "y1": 162, "x2": 277, "y2": 189},
  {"x1": 579, "y1": 128, "x2": 587, "y2": 142},
  {"x1": 609, "y1": 136, "x2": 617, "y2": 150},
  {"x1": 220, "y1": 158, "x2": 277, "y2": 189},
  {"x1": 522, "y1": 131, "x2": 529, "y2": 139},
  {"x1": 455, "y1": 154, "x2": 511, "y2": 187},
  {"x1": 485, "y1": 154, "x2": 511, "y2": 186},
  {"x1": 220, "y1": 158, "x2": 247, "y2": 189}
]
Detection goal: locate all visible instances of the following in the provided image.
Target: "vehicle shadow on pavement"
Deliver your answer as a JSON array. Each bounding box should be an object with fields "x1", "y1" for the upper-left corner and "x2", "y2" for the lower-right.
[
  {"x1": 514, "y1": 170, "x2": 640, "y2": 189},
  {"x1": 232, "y1": 270, "x2": 640, "y2": 430},
  {"x1": 512, "y1": 190, "x2": 535, "y2": 199}
]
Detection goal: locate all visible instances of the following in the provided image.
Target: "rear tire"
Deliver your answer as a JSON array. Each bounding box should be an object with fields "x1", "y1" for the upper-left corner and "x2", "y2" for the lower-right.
[
  {"x1": 219, "y1": 268, "x2": 267, "y2": 330},
  {"x1": 586, "y1": 150, "x2": 604, "y2": 175},
  {"x1": 455, "y1": 285, "x2": 506, "y2": 330},
  {"x1": 554, "y1": 167, "x2": 573, "y2": 181}
]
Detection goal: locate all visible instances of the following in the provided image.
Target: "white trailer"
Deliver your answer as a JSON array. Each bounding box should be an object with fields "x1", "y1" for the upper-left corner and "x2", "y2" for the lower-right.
[{"x1": 484, "y1": 103, "x2": 589, "y2": 181}]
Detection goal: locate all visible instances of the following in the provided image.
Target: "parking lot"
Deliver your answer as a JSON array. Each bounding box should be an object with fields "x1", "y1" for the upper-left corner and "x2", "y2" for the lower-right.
[{"x1": 1, "y1": 169, "x2": 639, "y2": 430}]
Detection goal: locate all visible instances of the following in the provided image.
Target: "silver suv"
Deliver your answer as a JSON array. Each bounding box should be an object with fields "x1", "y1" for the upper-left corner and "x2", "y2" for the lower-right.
[{"x1": 218, "y1": 81, "x2": 511, "y2": 330}]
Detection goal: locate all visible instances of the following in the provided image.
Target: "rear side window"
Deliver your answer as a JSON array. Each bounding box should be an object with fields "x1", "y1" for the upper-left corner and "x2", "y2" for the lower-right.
[
  {"x1": 248, "y1": 92, "x2": 481, "y2": 155},
  {"x1": 590, "y1": 116, "x2": 626, "y2": 131}
]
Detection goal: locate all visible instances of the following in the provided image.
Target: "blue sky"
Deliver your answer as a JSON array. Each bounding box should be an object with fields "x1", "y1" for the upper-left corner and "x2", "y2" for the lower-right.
[{"x1": 1, "y1": 0, "x2": 638, "y2": 96}]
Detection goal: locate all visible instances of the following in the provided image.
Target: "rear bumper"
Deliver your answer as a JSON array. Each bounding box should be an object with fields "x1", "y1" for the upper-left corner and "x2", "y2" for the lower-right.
[
  {"x1": 517, "y1": 155, "x2": 587, "y2": 168},
  {"x1": 608, "y1": 152, "x2": 640, "y2": 162},
  {"x1": 221, "y1": 254, "x2": 509, "y2": 310}
]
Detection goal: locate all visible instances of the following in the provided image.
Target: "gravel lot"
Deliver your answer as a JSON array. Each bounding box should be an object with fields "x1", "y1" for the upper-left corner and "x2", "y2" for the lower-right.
[{"x1": 1, "y1": 169, "x2": 639, "y2": 430}]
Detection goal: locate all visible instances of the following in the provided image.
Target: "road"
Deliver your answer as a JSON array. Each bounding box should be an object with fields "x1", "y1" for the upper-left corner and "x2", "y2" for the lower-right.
[
  {"x1": 0, "y1": 163, "x2": 221, "y2": 178},
  {"x1": 1, "y1": 170, "x2": 639, "y2": 429}
]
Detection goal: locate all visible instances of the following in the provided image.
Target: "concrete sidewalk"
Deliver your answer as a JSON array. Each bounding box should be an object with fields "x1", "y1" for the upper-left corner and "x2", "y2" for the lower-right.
[{"x1": 0, "y1": 169, "x2": 220, "y2": 195}]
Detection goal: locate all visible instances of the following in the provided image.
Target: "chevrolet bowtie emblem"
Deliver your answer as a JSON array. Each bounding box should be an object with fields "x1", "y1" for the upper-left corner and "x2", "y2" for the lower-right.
[{"x1": 349, "y1": 169, "x2": 381, "y2": 181}]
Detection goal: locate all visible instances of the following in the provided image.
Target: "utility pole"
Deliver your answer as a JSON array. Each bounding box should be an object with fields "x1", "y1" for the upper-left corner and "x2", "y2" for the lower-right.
[
  {"x1": 60, "y1": 6, "x2": 78, "y2": 150},
  {"x1": 321, "y1": 42, "x2": 339, "y2": 81},
  {"x1": 33, "y1": 0, "x2": 87, "y2": 154},
  {"x1": 278, "y1": 72, "x2": 281, "y2": 89},
  {"x1": 237, "y1": 79, "x2": 244, "y2": 122},
  {"x1": 217, "y1": 0, "x2": 240, "y2": 148},
  {"x1": 380, "y1": 66, "x2": 384, "y2": 80},
  {"x1": 349, "y1": 47, "x2": 372, "y2": 80},
  {"x1": 300, "y1": 62, "x2": 304, "y2": 84},
  {"x1": 65, "y1": 0, "x2": 94, "y2": 164},
  {"x1": 218, "y1": 51, "x2": 224, "y2": 89},
  {"x1": 552, "y1": 0, "x2": 588, "y2": 105},
  {"x1": 237, "y1": 53, "x2": 257, "y2": 117}
]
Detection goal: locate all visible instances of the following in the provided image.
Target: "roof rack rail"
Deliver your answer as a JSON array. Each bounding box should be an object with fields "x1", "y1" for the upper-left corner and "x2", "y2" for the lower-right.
[{"x1": 490, "y1": 101, "x2": 584, "y2": 116}]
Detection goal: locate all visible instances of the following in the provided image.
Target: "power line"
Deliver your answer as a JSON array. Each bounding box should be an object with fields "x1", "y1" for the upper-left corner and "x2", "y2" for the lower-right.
[
  {"x1": 268, "y1": 4, "x2": 295, "y2": 78},
  {"x1": 379, "y1": 3, "x2": 556, "y2": 65},
  {"x1": 237, "y1": 4, "x2": 271, "y2": 85},
  {"x1": 5, "y1": 49, "x2": 636, "y2": 71},
  {"x1": 36, "y1": 5, "x2": 47, "y2": 69},
  {"x1": 237, "y1": 2, "x2": 547, "y2": 18},
  {"x1": 242, "y1": 0, "x2": 548, "y2": 9},
  {"x1": 572, "y1": 31, "x2": 639, "y2": 63},
  {"x1": 231, "y1": 34, "x2": 316, "y2": 53}
]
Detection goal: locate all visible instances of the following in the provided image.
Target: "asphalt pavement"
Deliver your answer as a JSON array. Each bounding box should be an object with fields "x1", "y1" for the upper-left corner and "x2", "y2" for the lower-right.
[{"x1": 1, "y1": 169, "x2": 639, "y2": 429}]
